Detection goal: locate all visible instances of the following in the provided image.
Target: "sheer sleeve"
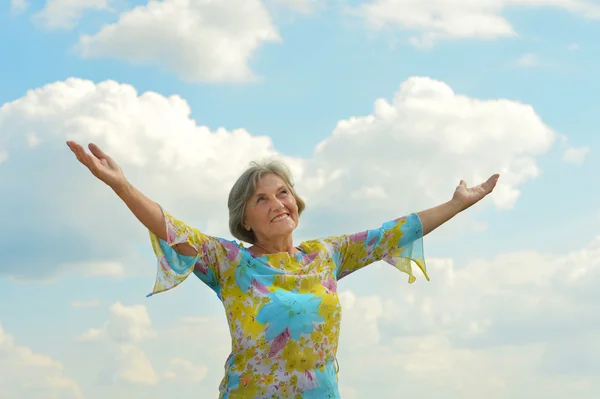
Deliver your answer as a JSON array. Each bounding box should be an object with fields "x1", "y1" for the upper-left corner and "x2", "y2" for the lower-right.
[
  {"x1": 327, "y1": 213, "x2": 429, "y2": 283},
  {"x1": 147, "y1": 207, "x2": 225, "y2": 298}
]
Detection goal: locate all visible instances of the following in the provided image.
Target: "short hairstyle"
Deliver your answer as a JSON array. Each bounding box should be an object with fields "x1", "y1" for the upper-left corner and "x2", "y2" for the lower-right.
[{"x1": 228, "y1": 159, "x2": 306, "y2": 244}]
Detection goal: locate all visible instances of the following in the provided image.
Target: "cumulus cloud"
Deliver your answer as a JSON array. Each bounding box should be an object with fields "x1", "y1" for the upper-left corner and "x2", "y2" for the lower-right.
[
  {"x1": 330, "y1": 233, "x2": 600, "y2": 398},
  {"x1": 71, "y1": 299, "x2": 100, "y2": 308},
  {"x1": 359, "y1": 0, "x2": 600, "y2": 46},
  {"x1": 10, "y1": 0, "x2": 29, "y2": 15},
  {"x1": 0, "y1": 78, "x2": 278, "y2": 281},
  {"x1": 300, "y1": 77, "x2": 555, "y2": 234},
  {"x1": 163, "y1": 357, "x2": 208, "y2": 382},
  {"x1": 338, "y1": 291, "x2": 383, "y2": 350},
  {"x1": 0, "y1": 324, "x2": 82, "y2": 399},
  {"x1": 269, "y1": 0, "x2": 321, "y2": 14},
  {"x1": 34, "y1": 0, "x2": 111, "y2": 29},
  {"x1": 77, "y1": 0, "x2": 281, "y2": 83},
  {"x1": 0, "y1": 76, "x2": 556, "y2": 280},
  {"x1": 158, "y1": 315, "x2": 231, "y2": 396},
  {"x1": 78, "y1": 302, "x2": 159, "y2": 385},
  {"x1": 109, "y1": 345, "x2": 159, "y2": 385},
  {"x1": 79, "y1": 302, "x2": 154, "y2": 344},
  {"x1": 515, "y1": 53, "x2": 541, "y2": 67},
  {"x1": 563, "y1": 145, "x2": 590, "y2": 164},
  {"x1": 74, "y1": 311, "x2": 227, "y2": 396}
]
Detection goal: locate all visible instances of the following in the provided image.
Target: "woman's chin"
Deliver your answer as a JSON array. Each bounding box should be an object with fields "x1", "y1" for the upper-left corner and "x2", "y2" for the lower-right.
[{"x1": 272, "y1": 222, "x2": 297, "y2": 236}]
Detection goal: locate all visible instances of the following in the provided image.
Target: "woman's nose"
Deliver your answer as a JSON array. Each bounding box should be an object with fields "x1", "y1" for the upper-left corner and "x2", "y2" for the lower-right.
[{"x1": 271, "y1": 197, "x2": 284, "y2": 210}]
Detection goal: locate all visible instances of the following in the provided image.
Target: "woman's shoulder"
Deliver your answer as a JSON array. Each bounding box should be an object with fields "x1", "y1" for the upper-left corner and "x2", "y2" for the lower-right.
[{"x1": 298, "y1": 237, "x2": 339, "y2": 255}]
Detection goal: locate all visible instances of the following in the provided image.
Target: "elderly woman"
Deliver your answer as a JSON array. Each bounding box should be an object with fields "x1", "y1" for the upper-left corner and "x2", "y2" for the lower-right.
[{"x1": 67, "y1": 141, "x2": 499, "y2": 398}]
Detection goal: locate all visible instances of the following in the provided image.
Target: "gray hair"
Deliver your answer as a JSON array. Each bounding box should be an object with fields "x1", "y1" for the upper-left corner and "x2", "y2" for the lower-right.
[{"x1": 228, "y1": 159, "x2": 306, "y2": 244}]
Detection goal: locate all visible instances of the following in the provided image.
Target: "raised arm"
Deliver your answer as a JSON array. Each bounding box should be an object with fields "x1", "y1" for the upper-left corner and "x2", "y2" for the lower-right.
[
  {"x1": 418, "y1": 174, "x2": 500, "y2": 236},
  {"x1": 66, "y1": 141, "x2": 197, "y2": 256}
]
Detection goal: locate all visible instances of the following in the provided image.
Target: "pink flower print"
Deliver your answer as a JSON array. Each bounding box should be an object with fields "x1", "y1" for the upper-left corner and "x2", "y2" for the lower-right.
[
  {"x1": 349, "y1": 231, "x2": 367, "y2": 243},
  {"x1": 268, "y1": 328, "x2": 290, "y2": 357},
  {"x1": 167, "y1": 224, "x2": 178, "y2": 243},
  {"x1": 194, "y1": 260, "x2": 208, "y2": 274},
  {"x1": 221, "y1": 240, "x2": 241, "y2": 262},
  {"x1": 160, "y1": 256, "x2": 172, "y2": 272},
  {"x1": 251, "y1": 278, "x2": 270, "y2": 295},
  {"x1": 323, "y1": 276, "x2": 337, "y2": 293}
]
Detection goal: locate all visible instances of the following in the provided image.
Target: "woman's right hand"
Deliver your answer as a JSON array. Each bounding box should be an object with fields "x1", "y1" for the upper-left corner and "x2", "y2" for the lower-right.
[{"x1": 67, "y1": 141, "x2": 129, "y2": 191}]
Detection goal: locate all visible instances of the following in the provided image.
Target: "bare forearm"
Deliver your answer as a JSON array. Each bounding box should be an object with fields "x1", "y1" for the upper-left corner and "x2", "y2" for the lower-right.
[
  {"x1": 417, "y1": 200, "x2": 463, "y2": 236},
  {"x1": 113, "y1": 182, "x2": 167, "y2": 241}
]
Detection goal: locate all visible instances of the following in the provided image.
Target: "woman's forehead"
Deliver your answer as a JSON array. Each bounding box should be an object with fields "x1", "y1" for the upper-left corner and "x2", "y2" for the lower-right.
[{"x1": 254, "y1": 173, "x2": 287, "y2": 191}]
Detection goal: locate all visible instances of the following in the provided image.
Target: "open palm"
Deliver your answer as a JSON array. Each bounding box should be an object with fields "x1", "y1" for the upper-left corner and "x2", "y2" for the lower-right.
[
  {"x1": 452, "y1": 174, "x2": 500, "y2": 210},
  {"x1": 67, "y1": 141, "x2": 127, "y2": 189}
]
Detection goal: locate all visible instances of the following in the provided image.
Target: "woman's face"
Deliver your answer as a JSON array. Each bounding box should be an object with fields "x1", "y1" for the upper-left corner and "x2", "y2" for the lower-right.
[{"x1": 243, "y1": 173, "x2": 299, "y2": 243}]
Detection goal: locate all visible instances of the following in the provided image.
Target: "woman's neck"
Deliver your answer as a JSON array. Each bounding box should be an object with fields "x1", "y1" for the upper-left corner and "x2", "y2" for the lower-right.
[{"x1": 251, "y1": 237, "x2": 296, "y2": 255}]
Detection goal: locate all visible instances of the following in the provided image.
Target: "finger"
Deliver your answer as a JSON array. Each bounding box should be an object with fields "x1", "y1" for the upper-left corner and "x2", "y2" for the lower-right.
[
  {"x1": 89, "y1": 143, "x2": 120, "y2": 170},
  {"x1": 88, "y1": 143, "x2": 110, "y2": 161},
  {"x1": 66, "y1": 140, "x2": 81, "y2": 156},
  {"x1": 459, "y1": 180, "x2": 467, "y2": 188},
  {"x1": 67, "y1": 141, "x2": 87, "y2": 164},
  {"x1": 481, "y1": 174, "x2": 500, "y2": 192},
  {"x1": 69, "y1": 141, "x2": 98, "y2": 172}
]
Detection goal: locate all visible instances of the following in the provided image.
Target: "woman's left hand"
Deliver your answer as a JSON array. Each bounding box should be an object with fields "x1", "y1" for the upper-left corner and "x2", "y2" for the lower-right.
[{"x1": 452, "y1": 174, "x2": 500, "y2": 211}]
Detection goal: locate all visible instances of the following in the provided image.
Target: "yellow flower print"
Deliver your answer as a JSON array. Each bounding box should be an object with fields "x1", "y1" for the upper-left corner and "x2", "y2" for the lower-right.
[
  {"x1": 240, "y1": 301, "x2": 265, "y2": 340},
  {"x1": 281, "y1": 340, "x2": 319, "y2": 374},
  {"x1": 261, "y1": 373, "x2": 275, "y2": 386},
  {"x1": 229, "y1": 373, "x2": 264, "y2": 399},
  {"x1": 274, "y1": 274, "x2": 297, "y2": 291}
]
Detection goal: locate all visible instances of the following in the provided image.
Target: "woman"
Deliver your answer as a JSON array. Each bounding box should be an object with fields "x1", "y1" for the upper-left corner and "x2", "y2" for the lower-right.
[{"x1": 67, "y1": 140, "x2": 499, "y2": 398}]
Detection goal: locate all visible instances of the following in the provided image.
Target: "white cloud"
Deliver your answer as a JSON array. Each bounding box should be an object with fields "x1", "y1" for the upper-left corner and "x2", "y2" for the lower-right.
[
  {"x1": 159, "y1": 315, "x2": 231, "y2": 394},
  {"x1": 71, "y1": 299, "x2": 100, "y2": 308},
  {"x1": 338, "y1": 291, "x2": 383, "y2": 350},
  {"x1": 163, "y1": 358, "x2": 208, "y2": 382},
  {"x1": 0, "y1": 78, "x2": 279, "y2": 280},
  {"x1": 563, "y1": 145, "x2": 590, "y2": 164},
  {"x1": 339, "y1": 385, "x2": 358, "y2": 399},
  {"x1": 34, "y1": 0, "x2": 110, "y2": 29},
  {"x1": 506, "y1": 0, "x2": 600, "y2": 19},
  {"x1": 0, "y1": 323, "x2": 82, "y2": 399},
  {"x1": 10, "y1": 0, "x2": 29, "y2": 15},
  {"x1": 79, "y1": 302, "x2": 154, "y2": 344},
  {"x1": 112, "y1": 345, "x2": 159, "y2": 385},
  {"x1": 26, "y1": 132, "x2": 40, "y2": 147},
  {"x1": 74, "y1": 312, "x2": 227, "y2": 396},
  {"x1": 78, "y1": 327, "x2": 104, "y2": 342},
  {"x1": 78, "y1": 302, "x2": 159, "y2": 385},
  {"x1": 65, "y1": 260, "x2": 126, "y2": 278},
  {"x1": 269, "y1": 0, "x2": 320, "y2": 14},
  {"x1": 299, "y1": 77, "x2": 555, "y2": 234},
  {"x1": 515, "y1": 53, "x2": 540, "y2": 67},
  {"x1": 0, "y1": 76, "x2": 557, "y2": 280},
  {"x1": 330, "y1": 233, "x2": 600, "y2": 398},
  {"x1": 77, "y1": 0, "x2": 281, "y2": 83},
  {"x1": 359, "y1": 0, "x2": 600, "y2": 46}
]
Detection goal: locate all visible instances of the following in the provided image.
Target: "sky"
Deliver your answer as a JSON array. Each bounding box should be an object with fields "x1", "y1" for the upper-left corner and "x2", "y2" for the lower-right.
[{"x1": 0, "y1": 0, "x2": 599, "y2": 398}]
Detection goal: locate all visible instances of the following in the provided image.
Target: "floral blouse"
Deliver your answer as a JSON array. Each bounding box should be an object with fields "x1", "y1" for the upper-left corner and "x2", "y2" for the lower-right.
[{"x1": 147, "y1": 208, "x2": 429, "y2": 398}]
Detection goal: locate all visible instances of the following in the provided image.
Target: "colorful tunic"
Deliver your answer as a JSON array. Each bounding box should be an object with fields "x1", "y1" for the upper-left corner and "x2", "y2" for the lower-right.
[{"x1": 147, "y1": 208, "x2": 429, "y2": 398}]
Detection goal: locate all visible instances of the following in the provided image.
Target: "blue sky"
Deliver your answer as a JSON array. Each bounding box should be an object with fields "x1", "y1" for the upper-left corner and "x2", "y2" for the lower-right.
[{"x1": 0, "y1": 0, "x2": 599, "y2": 398}]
